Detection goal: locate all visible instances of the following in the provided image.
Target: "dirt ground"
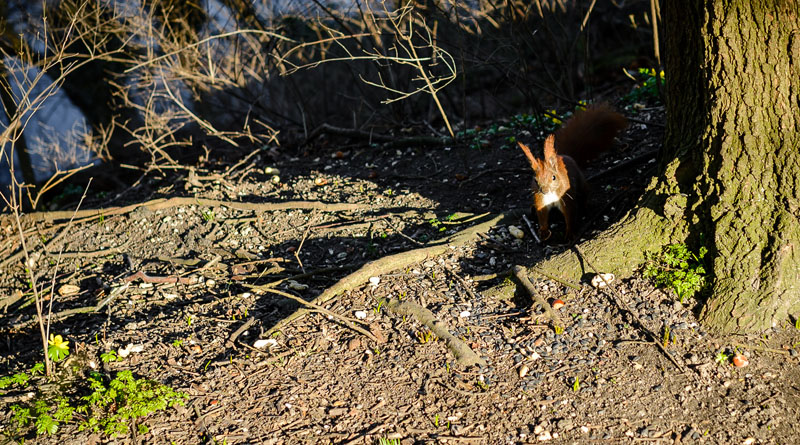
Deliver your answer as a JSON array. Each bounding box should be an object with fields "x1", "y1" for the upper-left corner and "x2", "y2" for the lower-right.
[{"x1": 1, "y1": 106, "x2": 799, "y2": 444}]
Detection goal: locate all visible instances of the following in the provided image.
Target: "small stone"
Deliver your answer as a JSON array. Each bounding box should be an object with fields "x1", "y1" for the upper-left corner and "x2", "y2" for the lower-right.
[
  {"x1": 519, "y1": 365, "x2": 529, "y2": 378},
  {"x1": 556, "y1": 419, "x2": 574, "y2": 430},
  {"x1": 508, "y1": 226, "x2": 524, "y2": 239},
  {"x1": 288, "y1": 280, "x2": 308, "y2": 290},
  {"x1": 57, "y1": 284, "x2": 80, "y2": 296},
  {"x1": 354, "y1": 310, "x2": 368, "y2": 320},
  {"x1": 369, "y1": 276, "x2": 381, "y2": 286}
]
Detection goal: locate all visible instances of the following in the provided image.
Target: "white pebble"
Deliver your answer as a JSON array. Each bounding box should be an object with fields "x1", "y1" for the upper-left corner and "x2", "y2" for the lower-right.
[
  {"x1": 590, "y1": 273, "x2": 615, "y2": 288},
  {"x1": 253, "y1": 338, "x2": 278, "y2": 349},
  {"x1": 354, "y1": 310, "x2": 368, "y2": 320}
]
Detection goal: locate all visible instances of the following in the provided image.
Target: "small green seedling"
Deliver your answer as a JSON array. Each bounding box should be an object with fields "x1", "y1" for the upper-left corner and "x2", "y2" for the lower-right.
[
  {"x1": 172, "y1": 339, "x2": 183, "y2": 348},
  {"x1": 714, "y1": 350, "x2": 730, "y2": 365},
  {"x1": 202, "y1": 209, "x2": 215, "y2": 222},
  {"x1": 378, "y1": 438, "x2": 401, "y2": 445},
  {"x1": 572, "y1": 377, "x2": 580, "y2": 392},
  {"x1": 100, "y1": 350, "x2": 120, "y2": 363},
  {"x1": 416, "y1": 329, "x2": 434, "y2": 344}
]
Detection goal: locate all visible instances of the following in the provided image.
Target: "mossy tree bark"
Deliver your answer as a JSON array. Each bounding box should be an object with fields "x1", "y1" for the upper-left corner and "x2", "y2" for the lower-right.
[{"x1": 504, "y1": 0, "x2": 800, "y2": 333}]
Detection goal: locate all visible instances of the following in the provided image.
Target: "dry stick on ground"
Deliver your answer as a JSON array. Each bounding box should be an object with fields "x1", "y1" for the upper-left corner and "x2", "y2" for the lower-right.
[
  {"x1": 571, "y1": 245, "x2": 690, "y2": 375},
  {"x1": 246, "y1": 285, "x2": 382, "y2": 344},
  {"x1": 512, "y1": 265, "x2": 563, "y2": 331},
  {"x1": 265, "y1": 213, "x2": 508, "y2": 337},
  {"x1": 19, "y1": 196, "x2": 369, "y2": 224},
  {"x1": 10, "y1": 283, "x2": 130, "y2": 330},
  {"x1": 387, "y1": 298, "x2": 486, "y2": 368}
]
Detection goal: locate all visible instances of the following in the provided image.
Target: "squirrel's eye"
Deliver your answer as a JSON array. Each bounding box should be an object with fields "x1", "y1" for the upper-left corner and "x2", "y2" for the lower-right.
[{"x1": 552, "y1": 175, "x2": 556, "y2": 181}]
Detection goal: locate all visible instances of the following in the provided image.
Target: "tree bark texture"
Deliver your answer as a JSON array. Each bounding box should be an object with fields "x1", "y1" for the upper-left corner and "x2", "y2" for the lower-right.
[{"x1": 664, "y1": 0, "x2": 800, "y2": 332}]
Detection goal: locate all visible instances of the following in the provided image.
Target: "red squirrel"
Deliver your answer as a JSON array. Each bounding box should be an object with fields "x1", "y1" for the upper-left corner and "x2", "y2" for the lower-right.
[{"x1": 517, "y1": 104, "x2": 627, "y2": 241}]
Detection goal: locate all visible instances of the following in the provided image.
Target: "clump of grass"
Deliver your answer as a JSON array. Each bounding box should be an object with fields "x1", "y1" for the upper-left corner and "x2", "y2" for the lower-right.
[{"x1": 643, "y1": 244, "x2": 708, "y2": 303}]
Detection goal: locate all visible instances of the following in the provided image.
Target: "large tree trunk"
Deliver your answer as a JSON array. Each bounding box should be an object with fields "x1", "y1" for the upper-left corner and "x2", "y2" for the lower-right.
[
  {"x1": 503, "y1": 0, "x2": 800, "y2": 334},
  {"x1": 668, "y1": 1, "x2": 800, "y2": 332}
]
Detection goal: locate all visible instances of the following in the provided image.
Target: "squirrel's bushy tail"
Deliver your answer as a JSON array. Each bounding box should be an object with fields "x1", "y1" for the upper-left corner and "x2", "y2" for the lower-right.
[{"x1": 555, "y1": 104, "x2": 627, "y2": 166}]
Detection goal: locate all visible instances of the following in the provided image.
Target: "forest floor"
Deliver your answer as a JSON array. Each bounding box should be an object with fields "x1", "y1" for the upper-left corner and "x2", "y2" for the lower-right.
[{"x1": 1, "y1": 105, "x2": 799, "y2": 445}]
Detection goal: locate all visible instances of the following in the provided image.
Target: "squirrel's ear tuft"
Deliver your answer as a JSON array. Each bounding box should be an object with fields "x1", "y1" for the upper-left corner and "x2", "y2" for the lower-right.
[
  {"x1": 543, "y1": 134, "x2": 557, "y2": 159},
  {"x1": 518, "y1": 141, "x2": 540, "y2": 171}
]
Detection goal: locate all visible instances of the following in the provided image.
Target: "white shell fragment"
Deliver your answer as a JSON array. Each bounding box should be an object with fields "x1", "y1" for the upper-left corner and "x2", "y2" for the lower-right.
[
  {"x1": 508, "y1": 225, "x2": 524, "y2": 239},
  {"x1": 354, "y1": 310, "x2": 368, "y2": 320},
  {"x1": 288, "y1": 280, "x2": 308, "y2": 291},
  {"x1": 590, "y1": 273, "x2": 615, "y2": 288},
  {"x1": 253, "y1": 338, "x2": 278, "y2": 349},
  {"x1": 117, "y1": 343, "x2": 144, "y2": 358},
  {"x1": 369, "y1": 276, "x2": 381, "y2": 286}
]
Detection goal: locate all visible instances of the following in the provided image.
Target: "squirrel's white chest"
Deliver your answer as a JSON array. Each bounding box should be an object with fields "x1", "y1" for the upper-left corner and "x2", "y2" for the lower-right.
[{"x1": 540, "y1": 191, "x2": 561, "y2": 207}]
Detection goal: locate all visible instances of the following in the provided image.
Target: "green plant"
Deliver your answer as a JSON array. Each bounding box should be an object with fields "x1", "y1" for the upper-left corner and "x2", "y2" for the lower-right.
[
  {"x1": 172, "y1": 339, "x2": 184, "y2": 348},
  {"x1": 416, "y1": 329, "x2": 433, "y2": 344},
  {"x1": 47, "y1": 334, "x2": 70, "y2": 363},
  {"x1": 428, "y1": 217, "x2": 446, "y2": 232},
  {"x1": 623, "y1": 68, "x2": 665, "y2": 104},
  {"x1": 100, "y1": 350, "x2": 120, "y2": 363},
  {"x1": 378, "y1": 438, "x2": 401, "y2": 445},
  {"x1": 644, "y1": 244, "x2": 708, "y2": 302},
  {"x1": 373, "y1": 299, "x2": 385, "y2": 315},
  {"x1": 572, "y1": 376, "x2": 580, "y2": 392},
  {"x1": 662, "y1": 325, "x2": 671, "y2": 347},
  {"x1": 714, "y1": 350, "x2": 730, "y2": 365},
  {"x1": 6, "y1": 366, "x2": 186, "y2": 437},
  {"x1": 79, "y1": 370, "x2": 187, "y2": 436},
  {"x1": 201, "y1": 209, "x2": 215, "y2": 222}
]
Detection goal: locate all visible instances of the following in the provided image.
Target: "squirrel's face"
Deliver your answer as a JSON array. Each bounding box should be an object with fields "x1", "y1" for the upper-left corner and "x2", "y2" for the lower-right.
[{"x1": 533, "y1": 157, "x2": 566, "y2": 195}]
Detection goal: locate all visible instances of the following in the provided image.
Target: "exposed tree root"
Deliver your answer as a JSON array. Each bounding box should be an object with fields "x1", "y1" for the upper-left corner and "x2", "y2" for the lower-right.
[
  {"x1": 512, "y1": 265, "x2": 562, "y2": 331},
  {"x1": 492, "y1": 205, "x2": 682, "y2": 300},
  {"x1": 266, "y1": 213, "x2": 508, "y2": 338},
  {"x1": 386, "y1": 298, "x2": 486, "y2": 368}
]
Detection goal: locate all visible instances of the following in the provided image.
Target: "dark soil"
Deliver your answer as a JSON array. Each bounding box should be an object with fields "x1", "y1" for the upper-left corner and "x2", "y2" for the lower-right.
[{"x1": 1, "y1": 106, "x2": 799, "y2": 445}]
